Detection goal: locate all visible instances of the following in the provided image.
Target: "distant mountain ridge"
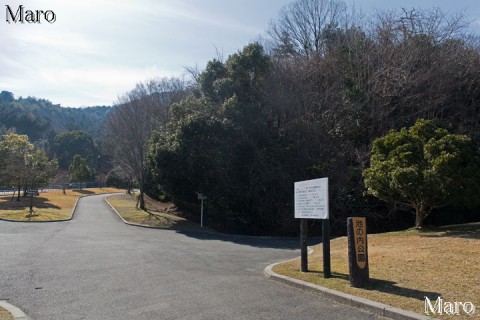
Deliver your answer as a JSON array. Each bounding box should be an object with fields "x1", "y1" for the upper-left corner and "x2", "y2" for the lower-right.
[{"x1": 0, "y1": 91, "x2": 112, "y2": 140}]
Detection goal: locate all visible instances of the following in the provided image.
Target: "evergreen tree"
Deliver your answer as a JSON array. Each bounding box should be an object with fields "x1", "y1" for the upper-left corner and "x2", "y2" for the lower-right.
[
  {"x1": 363, "y1": 119, "x2": 480, "y2": 228},
  {"x1": 69, "y1": 154, "x2": 94, "y2": 183}
]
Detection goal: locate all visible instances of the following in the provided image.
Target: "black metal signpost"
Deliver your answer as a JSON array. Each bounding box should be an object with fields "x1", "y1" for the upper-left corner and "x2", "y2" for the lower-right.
[
  {"x1": 300, "y1": 219, "x2": 308, "y2": 272},
  {"x1": 322, "y1": 219, "x2": 331, "y2": 278},
  {"x1": 295, "y1": 178, "x2": 331, "y2": 277}
]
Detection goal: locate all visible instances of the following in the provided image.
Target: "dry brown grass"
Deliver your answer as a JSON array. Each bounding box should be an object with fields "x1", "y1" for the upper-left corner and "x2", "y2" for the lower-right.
[
  {"x1": 273, "y1": 223, "x2": 480, "y2": 319},
  {"x1": 0, "y1": 188, "x2": 121, "y2": 221},
  {"x1": 107, "y1": 193, "x2": 204, "y2": 231},
  {"x1": 0, "y1": 306, "x2": 13, "y2": 320}
]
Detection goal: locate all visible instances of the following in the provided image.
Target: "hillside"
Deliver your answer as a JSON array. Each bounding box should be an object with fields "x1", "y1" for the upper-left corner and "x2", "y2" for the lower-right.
[{"x1": 0, "y1": 91, "x2": 112, "y2": 140}]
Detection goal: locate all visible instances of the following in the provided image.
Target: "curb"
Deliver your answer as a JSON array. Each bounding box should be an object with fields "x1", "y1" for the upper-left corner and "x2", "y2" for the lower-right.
[
  {"x1": 0, "y1": 301, "x2": 30, "y2": 320},
  {"x1": 104, "y1": 196, "x2": 144, "y2": 227},
  {"x1": 104, "y1": 196, "x2": 176, "y2": 230},
  {"x1": 104, "y1": 196, "x2": 220, "y2": 235},
  {"x1": 264, "y1": 262, "x2": 432, "y2": 320}
]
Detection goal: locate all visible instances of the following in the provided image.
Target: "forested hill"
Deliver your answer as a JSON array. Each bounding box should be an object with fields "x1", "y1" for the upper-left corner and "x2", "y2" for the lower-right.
[{"x1": 0, "y1": 91, "x2": 111, "y2": 140}]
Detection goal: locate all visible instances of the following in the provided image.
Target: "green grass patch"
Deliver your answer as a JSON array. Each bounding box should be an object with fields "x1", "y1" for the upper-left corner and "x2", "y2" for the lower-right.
[
  {"x1": 273, "y1": 222, "x2": 480, "y2": 319},
  {"x1": 0, "y1": 188, "x2": 122, "y2": 221},
  {"x1": 107, "y1": 193, "x2": 204, "y2": 231}
]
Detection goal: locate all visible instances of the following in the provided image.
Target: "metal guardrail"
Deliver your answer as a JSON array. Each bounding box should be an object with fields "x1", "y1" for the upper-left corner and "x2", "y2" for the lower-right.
[{"x1": 0, "y1": 182, "x2": 105, "y2": 194}]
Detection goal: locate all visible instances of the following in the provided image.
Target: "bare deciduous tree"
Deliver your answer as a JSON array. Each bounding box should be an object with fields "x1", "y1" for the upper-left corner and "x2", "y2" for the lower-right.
[
  {"x1": 264, "y1": 3, "x2": 480, "y2": 231},
  {"x1": 105, "y1": 77, "x2": 189, "y2": 210},
  {"x1": 269, "y1": 0, "x2": 350, "y2": 58}
]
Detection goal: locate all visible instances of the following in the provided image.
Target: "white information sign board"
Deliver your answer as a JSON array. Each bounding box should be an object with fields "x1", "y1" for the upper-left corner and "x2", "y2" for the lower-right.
[{"x1": 294, "y1": 177, "x2": 329, "y2": 219}]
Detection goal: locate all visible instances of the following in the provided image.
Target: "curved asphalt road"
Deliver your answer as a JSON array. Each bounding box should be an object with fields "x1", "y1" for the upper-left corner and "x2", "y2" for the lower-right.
[{"x1": 0, "y1": 194, "x2": 388, "y2": 320}]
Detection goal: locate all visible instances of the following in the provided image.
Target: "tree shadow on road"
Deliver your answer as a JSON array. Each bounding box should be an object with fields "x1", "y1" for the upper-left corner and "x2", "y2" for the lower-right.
[
  {"x1": 71, "y1": 189, "x2": 95, "y2": 195},
  {"x1": 175, "y1": 229, "x2": 320, "y2": 250}
]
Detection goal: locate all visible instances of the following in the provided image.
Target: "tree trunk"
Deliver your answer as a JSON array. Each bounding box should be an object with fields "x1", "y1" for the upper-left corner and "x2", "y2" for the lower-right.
[
  {"x1": 415, "y1": 206, "x2": 426, "y2": 229},
  {"x1": 138, "y1": 189, "x2": 146, "y2": 211},
  {"x1": 137, "y1": 174, "x2": 146, "y2": 211},
  {"x1": 16, "y1": 186, "x2": 21, "y2": 202},
  {"x1": 28, "y1": 192, "x2": 34, "y2": 218}
]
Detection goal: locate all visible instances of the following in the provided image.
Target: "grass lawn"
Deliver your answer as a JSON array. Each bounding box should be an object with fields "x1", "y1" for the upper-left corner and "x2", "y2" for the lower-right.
[
  {"x1": 0, "y1": 188, "x2": 121, "y2": 221},
  {"x1": 107, "y1": 193, "x2": 205, "y2": 231},
  {"x1": 0, "y1": 306, "x2": 13, "y2": 320},
  {"x1": 273, "y1": 222, "x2": 480, "y2": 319}
]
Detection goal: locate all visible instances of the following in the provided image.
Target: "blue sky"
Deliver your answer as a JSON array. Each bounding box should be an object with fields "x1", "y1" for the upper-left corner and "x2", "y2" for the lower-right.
[{"x1": 1, "y1": 0, "x2": 480, "y2": 107}]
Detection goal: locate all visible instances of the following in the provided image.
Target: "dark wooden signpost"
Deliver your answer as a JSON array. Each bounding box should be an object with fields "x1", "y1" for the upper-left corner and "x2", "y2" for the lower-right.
[
  {"x1": 294, "y1": 178, "x2": 331, "y2": 278},
  {"x1": 347, "y1": 217, "x2": 369, "y2": 287}
]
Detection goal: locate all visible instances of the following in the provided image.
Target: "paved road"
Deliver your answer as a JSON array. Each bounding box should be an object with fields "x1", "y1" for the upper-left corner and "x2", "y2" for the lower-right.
[{"x1": 0, "y1": 194, "x2": 388, "y2": 320}]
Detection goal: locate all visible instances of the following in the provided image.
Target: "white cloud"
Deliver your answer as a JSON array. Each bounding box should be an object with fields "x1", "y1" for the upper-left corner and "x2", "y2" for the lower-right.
[
  {"x1": 3, "y1": 0, "x2": 262, "y2": 107},
  {"x1": 9, "y1": 0, "x2": 478, "y2": 108},
  {"x1": 21, "y1": 31, "x2": 99, "y2": 54},
  {"x1": 35, "y1": 65, "x2": 176, "y2": 106}
]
